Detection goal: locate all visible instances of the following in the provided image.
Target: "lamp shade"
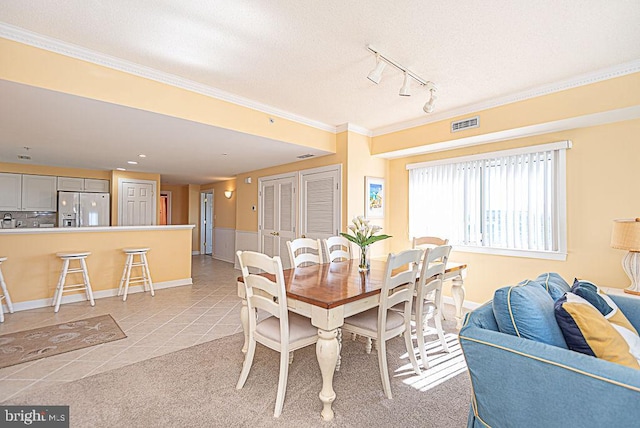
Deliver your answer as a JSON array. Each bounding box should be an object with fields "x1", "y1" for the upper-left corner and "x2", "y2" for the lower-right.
[{"x1": 611, "y1": 218, "x2": 640, "y2": 251}]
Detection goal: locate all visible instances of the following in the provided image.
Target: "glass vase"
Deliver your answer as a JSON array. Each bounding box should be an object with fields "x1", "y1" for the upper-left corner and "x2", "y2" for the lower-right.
[{"x1": 358, "y1": 246, "x2": 370, "y2": 272}]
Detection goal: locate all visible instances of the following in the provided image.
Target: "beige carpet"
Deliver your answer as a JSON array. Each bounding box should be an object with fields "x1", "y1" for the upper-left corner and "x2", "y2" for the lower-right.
[
  {"x1": 5, "y1": 317, "x2": 470, "y2": 427},
  {"x1": 0, "y1": 315, "x2": 126, "y2": 369}
]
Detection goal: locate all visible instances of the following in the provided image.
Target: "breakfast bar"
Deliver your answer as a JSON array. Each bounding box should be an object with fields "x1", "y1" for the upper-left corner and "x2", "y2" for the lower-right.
[{"x1": 0, "y1": 225, "x2": 194, "y2": 311}]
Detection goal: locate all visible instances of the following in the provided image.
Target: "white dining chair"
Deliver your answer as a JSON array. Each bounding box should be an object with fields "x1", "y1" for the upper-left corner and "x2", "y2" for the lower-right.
[
  {"x1": 286, "y1": 237, "x2": 324, "y2": 268},
  {"x1": 236, "y1": 250, "x2": 319, "y2": 418},
  {"x1": 341, "y1": 249, "x2": 423, "y2": 399},
  {"x1": 410, "y1": 245, "x2": 452, "y2": 368},
  {"x1": 413, "y1": 236, "x2": 450, "y2": 320},
  {"x1": 412, "y1": 236, "x2": 449, "y2": 248},
  {"x1": 323, "y1": 236, "x2": 352, "y2": 262}
]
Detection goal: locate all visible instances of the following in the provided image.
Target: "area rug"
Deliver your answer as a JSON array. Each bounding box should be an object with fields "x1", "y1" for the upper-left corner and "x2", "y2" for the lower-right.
[
  {"x1": 0, "y1": 315, "x2": 126, "y2": 368},
  {"x1": 5, "y1": 329, "x2": 470, "y2": 427}
]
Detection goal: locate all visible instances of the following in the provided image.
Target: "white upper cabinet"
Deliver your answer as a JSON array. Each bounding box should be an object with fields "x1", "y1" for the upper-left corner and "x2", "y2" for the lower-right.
[
  {"x1": 22, "y1": 175, "x2": 57, "y2": 211},
  {"x1": 0, "y1": 173, "x2": 22, "y2": 210},
  {"x1": 57, "y1": 177, "x2": 109, "y2": 192},
  {"x1": 56, "y1": 176, "x2": 84, "y2": 192},
  {"x1": 83, "y1": 178, "x2": 110, "y2": 193}
]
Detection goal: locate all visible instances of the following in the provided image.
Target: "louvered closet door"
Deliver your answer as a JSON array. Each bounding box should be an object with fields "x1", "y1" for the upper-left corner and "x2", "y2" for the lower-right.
[
  {"x1": 300, "y1": 168, "x2": 341, "y2": 249},
  {"x1": 259, "y1": 175, "x2": 296, "y2": 269}
]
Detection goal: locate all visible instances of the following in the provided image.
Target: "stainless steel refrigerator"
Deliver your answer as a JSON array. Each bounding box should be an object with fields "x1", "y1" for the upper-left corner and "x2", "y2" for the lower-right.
[{"x1": 58, "y1": 192, "x2": 110, "y2": 227}]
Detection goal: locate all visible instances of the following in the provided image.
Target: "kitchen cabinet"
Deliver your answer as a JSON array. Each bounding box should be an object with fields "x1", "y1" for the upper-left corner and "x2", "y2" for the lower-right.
[
  {"x1": 0, "y1": 173, "x2": 57, "y2": 211},
  {"x1": 84, "y1": 179, "x2": 110, "y2": 193},
  {"x1": 21, "y1": 175, "x2": 57, "y2": 211},
  {"x1": 0, "y1": 173, "x2": 22, "y2": 210},
  {"x1": 57, "y1": 177, "x2": 109, "y2": 193}
]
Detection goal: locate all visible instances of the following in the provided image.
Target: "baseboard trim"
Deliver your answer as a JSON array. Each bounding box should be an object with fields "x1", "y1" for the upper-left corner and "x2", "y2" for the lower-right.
[
  {"x1": 443, "y1": 295, "x2": 481, "y2": 311},
  {"x1": 192, "y1": 251, "x2": 201, "y2": 255},
  {"x1": 6, "y1": 278, "x2": 193, "y2": 312},
  {"x1": 212, "y1": 255, "x2": 235, "y2": 263}
]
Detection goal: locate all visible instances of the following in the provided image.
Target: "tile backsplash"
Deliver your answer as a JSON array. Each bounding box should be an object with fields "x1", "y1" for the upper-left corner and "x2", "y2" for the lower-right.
[{"x1": 1, "y1": 211, "x2": 57, "y2": 228}]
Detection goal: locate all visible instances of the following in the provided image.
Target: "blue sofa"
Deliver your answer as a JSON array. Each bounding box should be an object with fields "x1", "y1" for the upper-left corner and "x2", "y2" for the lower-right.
[{"x1": 459, "y1": 293, "x2": 640, "y2": 428}]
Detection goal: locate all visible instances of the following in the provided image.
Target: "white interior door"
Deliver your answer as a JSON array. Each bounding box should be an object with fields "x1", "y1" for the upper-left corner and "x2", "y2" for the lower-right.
[
  {"x1": 119, "y1": 180, "x2": 156, "y2": 226},
  {"x1": 300, "y1": 166, "x2": 341, "y2": 246},
  {"x1": 259, "y1": 175, "x2": 296, "y2": 269},
  {"x1": 200, "y1": 192, "x2": 213, "y2": 255}
]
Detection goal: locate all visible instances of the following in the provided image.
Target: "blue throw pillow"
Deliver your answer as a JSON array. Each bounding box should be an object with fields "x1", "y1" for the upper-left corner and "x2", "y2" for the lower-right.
[
  {"x1": 535, "y1": 272, "x2": 571, "y2": 301},
  {"x1": 493, "y1": 280, "x2": 568, "y2": 348}
]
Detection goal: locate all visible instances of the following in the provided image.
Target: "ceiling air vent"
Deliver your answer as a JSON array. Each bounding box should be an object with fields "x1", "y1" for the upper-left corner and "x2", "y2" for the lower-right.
[
  {"x1": 297, "y1": 154, "x2": 315, "y2": 159},
  {"x1": 17, "y1": 155, "x2": 32, "y2": 160},
  {"x1": 451, "y1": 116, "x2": 479, "y2": 133}
]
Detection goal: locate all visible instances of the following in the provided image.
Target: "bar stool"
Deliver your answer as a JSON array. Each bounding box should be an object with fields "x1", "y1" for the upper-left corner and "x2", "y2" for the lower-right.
[
  {"x1": 0, "y1": 257, "x2": 14, "y2": 322},
  {"x1": 53, "y1": 252, "x2": 95, "y2": 313},
  {"x1": 118, "y1": 248, "x2": 154, "y2": 302}
]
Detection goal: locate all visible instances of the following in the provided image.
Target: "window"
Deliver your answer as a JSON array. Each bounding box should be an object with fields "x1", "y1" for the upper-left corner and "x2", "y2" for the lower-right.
[{"x1": 407, "y1": 141, "x2": 570, "y2": 260}]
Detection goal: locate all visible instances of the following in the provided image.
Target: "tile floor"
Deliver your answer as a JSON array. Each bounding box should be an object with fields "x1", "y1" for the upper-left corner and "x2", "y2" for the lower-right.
[{"x1": 0, "y1": 256, "x2": 243, "y2": 402}]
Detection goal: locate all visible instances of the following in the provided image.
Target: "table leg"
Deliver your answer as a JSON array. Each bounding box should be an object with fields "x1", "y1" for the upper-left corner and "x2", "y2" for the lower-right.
[
  {"x1": 240, "y1": 299, "x2": 249, "y2": 354},
  {"x1": 316, "y1": 328, "x2": 338, "y2": 421},
  {"x1": 451, "y1": 275, "x2": 466, "y2": 329}
]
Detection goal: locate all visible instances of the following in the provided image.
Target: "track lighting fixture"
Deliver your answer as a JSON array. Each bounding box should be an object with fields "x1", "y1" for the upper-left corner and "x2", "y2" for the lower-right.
[
  {"x1": 367, "y1": 53, "x2": 386, "y2": 84},
  {"x1": 399, "y1": 72, "x2": 411, "y2": 97},
  {"x1": 423, "y1": 87, "x2": 437, "y2": 113},
  {"x1": 366, "y1": 45, "x2": 438, "y2": 113}
]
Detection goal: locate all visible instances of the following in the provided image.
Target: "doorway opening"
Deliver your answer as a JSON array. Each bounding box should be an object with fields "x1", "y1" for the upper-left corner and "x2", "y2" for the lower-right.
[
  {"x1": 200, "y1": 191, "x2": 213, "y2": 255},
  {"x1": 160, "y1": 191, "x2": 172, "y2": 225}
]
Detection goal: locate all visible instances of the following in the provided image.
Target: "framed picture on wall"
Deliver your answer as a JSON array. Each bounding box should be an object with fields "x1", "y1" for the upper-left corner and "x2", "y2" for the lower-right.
[{"x1": 365, "y1": 176, "x2": 384, "y2": 219}]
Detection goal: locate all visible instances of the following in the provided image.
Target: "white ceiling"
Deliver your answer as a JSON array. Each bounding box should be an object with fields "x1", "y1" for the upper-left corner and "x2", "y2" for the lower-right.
[
  {"x1": 0, "y1": 1, "x2": 639, "y2": 184},
  {"x1": 0, "y1": 80, "x2": 330, "y2": 184}
]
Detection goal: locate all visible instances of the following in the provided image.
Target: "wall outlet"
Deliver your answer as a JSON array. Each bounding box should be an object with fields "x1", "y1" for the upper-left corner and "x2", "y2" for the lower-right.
[{"x1": 16, "y1": 220, "x2": 23, "y2": 227}]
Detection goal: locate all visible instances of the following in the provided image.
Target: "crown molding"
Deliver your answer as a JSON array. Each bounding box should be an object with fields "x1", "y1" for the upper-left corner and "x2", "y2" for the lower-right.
[
  {"x1": 372, "y1": 59, "x2": 640, "y2": 137},
  {"x1": 335, "y1": 123, "x2": 372, "y2": 137},
  {"x1": 376, "y1": 105, "x2": 640, "y2": 159},
  {"x1": 0, "y1": 23, "x2": 337, "y2": 133},
  {"x1": 3, "y1": 23, "x2": 638, "y2": 140}
]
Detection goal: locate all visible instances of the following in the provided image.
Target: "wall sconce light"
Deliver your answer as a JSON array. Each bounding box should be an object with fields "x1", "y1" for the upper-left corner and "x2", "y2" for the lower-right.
[
  {"x1": 224, "y1": 190, "x2": 233, "y2": 199},
  {"x1": 366, "y1": 45, "x2": 438, "y2": 114}
]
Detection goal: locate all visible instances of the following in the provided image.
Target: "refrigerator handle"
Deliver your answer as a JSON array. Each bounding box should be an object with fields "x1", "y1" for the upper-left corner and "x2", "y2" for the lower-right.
[{"x1": 77, "y1": 202, "x2": 82, "y2": 227}]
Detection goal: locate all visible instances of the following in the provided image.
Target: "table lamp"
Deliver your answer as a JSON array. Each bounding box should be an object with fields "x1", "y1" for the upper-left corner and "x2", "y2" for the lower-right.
[{"x1": 611, "y1": 218, "x2": 640, "y2": 295}]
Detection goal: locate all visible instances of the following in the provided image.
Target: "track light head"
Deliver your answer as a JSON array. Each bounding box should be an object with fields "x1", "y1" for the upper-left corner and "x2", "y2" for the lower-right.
[
  {"x1": 423, "y1": 88, "x2": 438, "y2": 113},
  {"x1": 367, "y1": 54, "x2": 386, "y2": 84},
  {"x1": 399, "y1": 72, "x2": 411, "y2": 96}
]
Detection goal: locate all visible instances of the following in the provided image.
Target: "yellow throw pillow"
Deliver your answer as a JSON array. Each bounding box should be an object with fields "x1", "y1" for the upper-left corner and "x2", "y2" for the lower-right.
[{"x1": 554, "y1": 292, "x2": 640, "y2": 369}]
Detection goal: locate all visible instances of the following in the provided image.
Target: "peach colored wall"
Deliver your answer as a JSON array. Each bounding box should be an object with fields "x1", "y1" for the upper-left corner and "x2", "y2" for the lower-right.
[
  {"x1": 161, "y1": 184, "x2": 189, "y2": 225},
  {"x1": 0, "y1": 228, "x2": 192, "y2": 303},
  {"x1": 0, "y1": 38, "x2": 336, "y2": 154},
  {"x1": 188, "y1": 184, "x2": 200, "y2": 251},
  {"x1": 0, "y1": 162, "x2": 110, "y2": 179},
  {"x1": 200, "y1": 179, "x2": 237, "y2": 229},
  {"x1": 388, "y1": 119, "x2": 640, "y2": 304},
  {"x1": 344, "y1": 131, "x2": 389, "y2": 258},
  {"x1": 372, "y1": 72, "x2": 640, "y2": 156}
]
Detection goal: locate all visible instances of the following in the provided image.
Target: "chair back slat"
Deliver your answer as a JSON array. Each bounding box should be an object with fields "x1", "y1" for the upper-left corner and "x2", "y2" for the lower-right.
[
  {"x1": 287, "y1": 238, "x2": 324, "y2": 267},
  {"x1": 417, "y1": 245, "x2": 452, "y2": 301},
  {"x1": 379, "y1": 249, "x2": 423, "y2": 325},
  {"x1": 413, "y1": 236, "x2": 449, "y2": 248},
  {"x1": 237, "y1": 251, "x2": 288, "y2": 322},
  {"x1": 323, "y1": 236, "x2": 352, "y2": 262}
]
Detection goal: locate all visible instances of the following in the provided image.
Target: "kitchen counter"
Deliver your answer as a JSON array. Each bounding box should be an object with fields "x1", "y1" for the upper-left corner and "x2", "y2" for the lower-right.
[
  {"x1": 0, "y1": 225, "x2": 193, "y2": 234},
  {"x1": 0, "y1": 225, "x2": 195, "y2": 311}
]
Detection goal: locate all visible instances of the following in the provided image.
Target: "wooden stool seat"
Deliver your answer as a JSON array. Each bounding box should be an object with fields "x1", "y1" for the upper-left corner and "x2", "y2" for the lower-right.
[
  {"x1": 0, "y1": 257, "x2": 14, "y2": 322},
  {"x1": 53, "y1": 252, "x2": 95, "y2": 313},
  {"x1": 118, "y1": 248, "x2": 154, "y2": 301}
]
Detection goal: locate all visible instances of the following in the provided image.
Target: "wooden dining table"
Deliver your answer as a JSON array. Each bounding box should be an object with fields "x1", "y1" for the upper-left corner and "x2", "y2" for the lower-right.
[{"x1": 236, "y1": 258, "x2": 467, "y2": 421}]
